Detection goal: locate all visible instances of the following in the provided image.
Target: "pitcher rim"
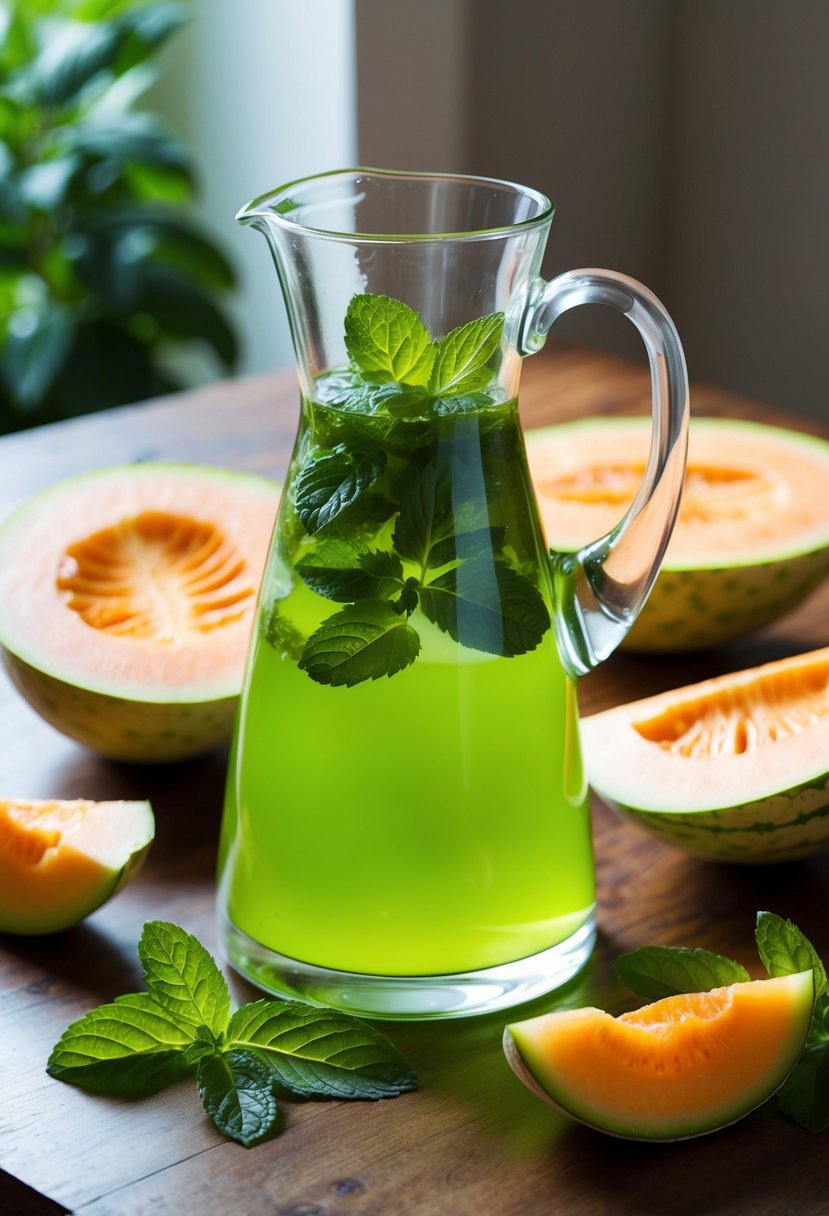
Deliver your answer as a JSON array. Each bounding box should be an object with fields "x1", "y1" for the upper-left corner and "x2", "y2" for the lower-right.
[{"x1": 236, "y1": 167, "x2": 555, "y2": 243}]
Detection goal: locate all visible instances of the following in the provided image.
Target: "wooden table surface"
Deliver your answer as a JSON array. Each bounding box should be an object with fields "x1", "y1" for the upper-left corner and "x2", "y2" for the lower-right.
[{"x1": 1, "y1": 345, "x2": 828, "y2": 1216}]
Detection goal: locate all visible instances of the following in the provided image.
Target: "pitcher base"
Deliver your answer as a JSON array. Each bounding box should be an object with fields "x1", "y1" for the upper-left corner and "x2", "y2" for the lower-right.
[{"x1": 218, "y1": 914, "x2": 596, "y2": 1020}]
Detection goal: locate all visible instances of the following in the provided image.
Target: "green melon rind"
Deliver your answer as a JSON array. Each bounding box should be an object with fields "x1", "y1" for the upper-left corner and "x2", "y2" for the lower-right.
[
  {"x1": 2, "y1": 651, "x2": 237, "y2": 763},
  {"x1": 503, "y1": 971, "x2": 815, "y2": 1141},
  {"x1": 623, "y1": 548, "x2": 829, "y2": 653},
  {"x1": 599, "y1": 771, "x2": 829, "y2": 863},
  {"x1": 528, "y1": 418, "x2": 829, "y2": 653}
]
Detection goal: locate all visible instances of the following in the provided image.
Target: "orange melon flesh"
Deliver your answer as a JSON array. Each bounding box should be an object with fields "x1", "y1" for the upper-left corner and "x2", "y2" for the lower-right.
[
  {"x1": 504, "y1": 973, "x2": 814, "y2": 1140},
  {"x1": 587, "y1": 646, "x2": 829, "y2": 809},
  {"x1": 0, "y1": 464, "x2": 279, "y2": 761},
  {"x1": 0, "y1": 797, "x2": 154, "y2": 934},
  {"x1": 527, "y1": 417, "x2": 829, "y2": 566},
  {"x1": 0, "y1": 465, "x2": 276, "y2": 698}
]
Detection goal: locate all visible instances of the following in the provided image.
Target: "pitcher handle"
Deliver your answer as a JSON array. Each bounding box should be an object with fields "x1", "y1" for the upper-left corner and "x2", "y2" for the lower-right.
[{"x1": 520, "y1": 268, "x2": 689, "y2": 675}]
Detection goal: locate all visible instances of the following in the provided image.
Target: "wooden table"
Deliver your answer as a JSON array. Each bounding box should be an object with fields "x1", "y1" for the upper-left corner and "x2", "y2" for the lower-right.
[{"x1": 2, "y1": 346, "x2": 827, "y2": 1216}]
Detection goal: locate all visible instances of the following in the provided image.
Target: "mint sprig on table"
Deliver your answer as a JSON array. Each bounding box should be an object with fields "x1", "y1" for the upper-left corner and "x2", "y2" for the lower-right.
[
  {"x1": 278, "y1": 292, "x2": 551, "y2": 687},
  {"x1": 615, "y1": 912, "x2": 829, "y2": 1132},
  {"x1": 47, "y1": 921, "x2": 417, "y2": 1148}
]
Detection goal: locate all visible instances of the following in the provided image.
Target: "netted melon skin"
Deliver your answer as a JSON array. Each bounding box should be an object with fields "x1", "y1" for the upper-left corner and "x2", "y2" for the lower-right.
[
  {"x1": 622, "y1": 549, "x2": 829, "y2": 653},
  {"x1": 605, "y1": 773, "x2": 829, "y2": 863},
  {"x1": 3, "y1": 651, "x2": 236, "y2": 763}
]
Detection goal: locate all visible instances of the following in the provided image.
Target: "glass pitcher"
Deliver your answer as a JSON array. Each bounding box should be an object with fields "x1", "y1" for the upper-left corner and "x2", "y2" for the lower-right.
[{"x1": 217, "y1": 169, "x2": 688, "y2": 1019}]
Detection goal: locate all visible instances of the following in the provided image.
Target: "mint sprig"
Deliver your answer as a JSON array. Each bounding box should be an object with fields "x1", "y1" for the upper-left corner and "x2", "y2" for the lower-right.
[
  {"x1": 344, "y1": 293, "x2": 504, "y2": 398},
  {"x1": 275, "y1": 292, "x2": 548, "y2": 686},
  {"x1": 614, "y1": 911, "x2": 829, "y2": 1133},
  {"x1": 47, "y1": 921, "x2": 417, "y2": 1149},
  {"x1": 614, "y1": 945, "x2": 751, "y2": 999}
]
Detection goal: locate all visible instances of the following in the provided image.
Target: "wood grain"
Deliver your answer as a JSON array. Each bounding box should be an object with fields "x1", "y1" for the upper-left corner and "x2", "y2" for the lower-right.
[{"x1": 2, "y1": 344, "x2": 828, "y2": 1216}]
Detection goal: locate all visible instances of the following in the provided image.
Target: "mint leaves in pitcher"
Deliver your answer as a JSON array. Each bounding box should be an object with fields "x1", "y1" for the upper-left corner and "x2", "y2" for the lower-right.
[
  {"x1": 270, "y1": 293, "x2": 553, "y2": 687},
  {"x1": 344, "y1": 293, "x2": 505, "y2": 400}
]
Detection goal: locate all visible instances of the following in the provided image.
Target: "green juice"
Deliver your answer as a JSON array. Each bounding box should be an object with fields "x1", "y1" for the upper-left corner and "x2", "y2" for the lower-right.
[{"x1": 218, "y1": 388, "x2": 595, "y2": 978}]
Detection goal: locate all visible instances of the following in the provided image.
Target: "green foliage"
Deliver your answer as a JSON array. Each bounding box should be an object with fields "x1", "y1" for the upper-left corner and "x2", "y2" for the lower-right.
[
  {"x1": 48, "y1": 921, "x2": 417, "y2": 1148},
  {"x1": 614, "y1": 945, "x2": 751, "y2": 1000},
  {"x1": 0, "y1": 0, "x2": 238, "y2": 433},
  {"x1": 272, "y1": 293, "x2": 550, "y2": 686}
]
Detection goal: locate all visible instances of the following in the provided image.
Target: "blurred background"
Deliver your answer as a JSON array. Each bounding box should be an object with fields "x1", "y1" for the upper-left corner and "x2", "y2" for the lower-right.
[{"x1": 1, "y1": 0, "x2": 827, "y2": 432}]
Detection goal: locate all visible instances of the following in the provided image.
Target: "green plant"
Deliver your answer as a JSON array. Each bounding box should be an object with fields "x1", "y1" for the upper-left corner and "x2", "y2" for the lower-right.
[{"x1": 0, "y1": 0, "x2": 238, "y2": 433}]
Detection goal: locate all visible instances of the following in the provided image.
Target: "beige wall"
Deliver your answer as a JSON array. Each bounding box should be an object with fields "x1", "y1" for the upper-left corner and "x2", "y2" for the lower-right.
[
  {"x1": 152, "y1": 0, "x2": 356, "y2": 378},
  {"x1": 356, "y1": 0, "x2": 829, "y2": 424}
]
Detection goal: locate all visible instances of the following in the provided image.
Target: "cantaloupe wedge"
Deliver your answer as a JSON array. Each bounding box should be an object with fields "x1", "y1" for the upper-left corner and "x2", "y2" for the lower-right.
[
  {"x1": 582, "y1": 646, "x2": 829, "y2": 862},
  {"x1": 0, "y1": 797, "x2": 154, "y2": 934},
  {"x1": 504, "y1": 972, "x2": 814, "y2": 1140}
]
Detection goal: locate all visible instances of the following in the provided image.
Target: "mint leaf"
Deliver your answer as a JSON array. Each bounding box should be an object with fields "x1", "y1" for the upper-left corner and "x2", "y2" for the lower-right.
[
  {"x1": 420, "y1": 559, "x2": 550, "y2": 656},
  {"x1": 46, "y1": 992, "x2": 193, "y2": 1097},
  {"x1": 776, "y1": 1043, "x2": 829, "y2": 1131},
  {"x1": 429, "y1": 312, "x2": 504, "y2": 396},
  {"x1": 293, "y1": 448, "x2": 386, "y2": 535},
  {"x1": 427, "y1": 525, "x2": 506, "y2": 569},
  {"x1": 226, "y1": 999, "x2": 418, "y2": 1100},
  {"x1": 393, "y1": 461, "x2": 452, "y2": 568},
  {"x1": 298, "y1": 600, "x2": 420, "y2": 686},
  {"x1": 375, "y1": 383, "x2": 434, "y2": 418},
  {"x1": 195, "y1": 1046, "x2": 280, "y2": 1148},
  {"x1": 344, "y1": 294, "x2": 434, "y2": 385},
  {"x1": 321, "y1": 378, "x2": 434, "y2": 418},
  {"x1": 138, "y1": 921, "x2": 230, "y2": 1035},
  {"x1": 433, "y1": 391, "x2": 494, "y2": 416},
  {"x1": 756, "y1": 912, "x2": 828, "y2": 999},
  {"x1": 615, "y1": 945, "x2": 751, "y2": 999},
  {"x1": 296, "y1": 540, "x2": 404, "y2": 602},
  {"x1": 358, "y1": 549, "x2": 406, "y2": 583}
]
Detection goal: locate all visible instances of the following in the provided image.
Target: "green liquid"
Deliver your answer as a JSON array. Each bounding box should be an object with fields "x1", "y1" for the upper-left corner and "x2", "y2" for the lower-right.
[{"x1": 218, "y1": 394, "x2": 594, "y2": 977}]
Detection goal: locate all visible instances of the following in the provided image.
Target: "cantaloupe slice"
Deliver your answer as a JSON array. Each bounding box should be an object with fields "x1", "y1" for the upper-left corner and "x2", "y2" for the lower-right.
[
  {"x1": 526, "y1": 418, "x2": 829, "y2": 651},
  {"x1": 504, "y1": 972, "x2": 814, "y2": 1140},
  {"x1": 0, "y1": 464, "x2": 278, "y2": 762},
  {"x1": 0, "y1": 797, "x2": 154, "y2": 934},
  {"x1": 582, "y1": 646, "x2": 829, "y2": 862}
]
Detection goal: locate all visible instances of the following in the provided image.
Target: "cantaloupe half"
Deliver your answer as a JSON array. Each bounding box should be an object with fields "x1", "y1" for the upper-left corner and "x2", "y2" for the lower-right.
[
  {"x1": 582, "y1": 646, "x2": 829, "y2": 862},
  {"x1": 0, "y1": 464, "x2": 278, "y2": 762},
  {"x1": 504, "y1": 972, "x2": 814, "y2": 1140},
  {"x1": 526, "y1": 417, "x2": 829, "y2": 651},
  {"x1": 0, "y1": 797, "x2": 154, "y2": 934}
]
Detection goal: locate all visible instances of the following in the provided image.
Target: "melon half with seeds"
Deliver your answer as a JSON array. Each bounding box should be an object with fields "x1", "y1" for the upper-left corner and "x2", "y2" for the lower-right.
[
  {"x1": 503, "y1": 972, "x2": 814, "y2": 1141},
  {"x1": 582, "y1": 646, "x2": 829, "y2": 862},
  {"x1": 526, "y1": 417, "x2": 829, "y2": 651},
  {"x1": 0, "y1": 465, "x2": 278, "y2": 762}
]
